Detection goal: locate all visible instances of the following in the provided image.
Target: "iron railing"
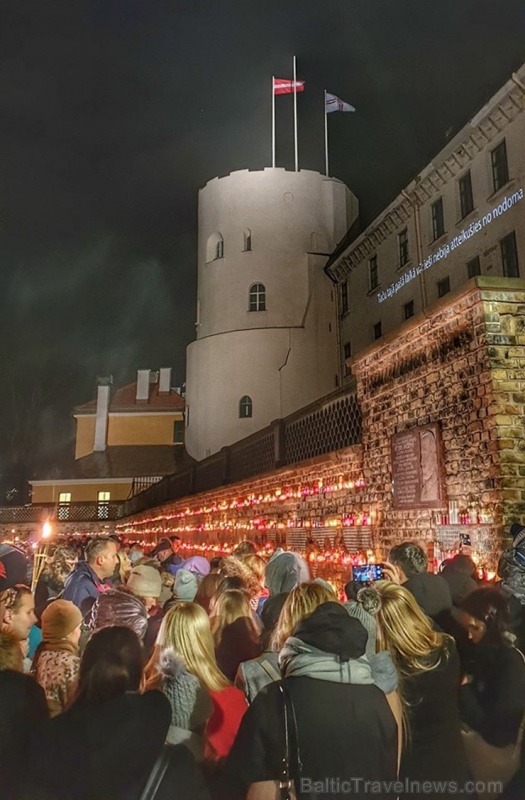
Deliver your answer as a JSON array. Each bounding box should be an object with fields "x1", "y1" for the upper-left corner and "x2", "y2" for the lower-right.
[{"x1": 2, "y1": 383, "x2": 362, "y2": 524}]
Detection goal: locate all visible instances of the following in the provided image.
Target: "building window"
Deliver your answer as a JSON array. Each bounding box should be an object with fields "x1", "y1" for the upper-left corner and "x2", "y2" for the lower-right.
[
  {"x1": 340, "y1": 281, "x2": 349, "y2": 314},
  {"x1": 467, "y1": 256, "x2": 481, "y2": 279},
  {"x1": 437, "y1": 276, "x2": 450, "y2": 298},
  {"x1": 431, "y1": 198, "x2": 445, "y2": 240},
  {"x1": 206, "y1": 232, "x2": 224, "y2": 262},
  {"x1": 491, "y1": 140, "x2": 509, "y2": 193},
  {"x1": 58, "y1": 492, "x2": 71, "y2": 520},
  {"x1": 239, "y1": 396, "x2": 253, "y2": 418},
  {"x1": 398, "y1": 228, "x2": 409, "y2": 267},
  {"x1": 343, "y1": 342, "x2": 352, "y2": 377},
  {"x1": 173, "y1": 420, "x2": 184, "y2": 444},
  {"x1": 459, "y1": 171, "x2": 474, "y2": 219},
  {"x1": 243, "y1": 229, "x2": 252, "y2": 251},
  {"x1": 369, "y1": 256, "x2": 379, "y2": 291},
  {"x1": 97, "y1": 491, "x2": 110, "y2": 520},
  {"x1": 373, "y1": 321, "x2": 382, "y2": 340},
  {"x1": 249, "y1": 283, "x2": 266, "y2": 311},
  {"x1": 403, "y1": 300, "x2": 414, "y2": 320},
  {"x1": 501, "y1": 231, "x2": 519, "y2": 277}
]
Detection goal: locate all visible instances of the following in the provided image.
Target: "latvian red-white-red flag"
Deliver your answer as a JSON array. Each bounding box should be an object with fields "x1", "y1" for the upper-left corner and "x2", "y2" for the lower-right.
[{"x1": 273, "y1": 77, "x2": 305, "y2": 95}]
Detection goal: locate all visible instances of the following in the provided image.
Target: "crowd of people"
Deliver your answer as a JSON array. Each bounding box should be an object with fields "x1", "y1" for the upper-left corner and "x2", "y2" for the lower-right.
[{"x1": 1, "y1": 528, "x2": 525, "y2": 799}]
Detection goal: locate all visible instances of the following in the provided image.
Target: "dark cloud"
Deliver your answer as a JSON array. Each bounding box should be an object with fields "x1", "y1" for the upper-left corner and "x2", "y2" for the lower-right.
[{"x1": 1, "y1": 0, "x2": 524, "y2": 487}]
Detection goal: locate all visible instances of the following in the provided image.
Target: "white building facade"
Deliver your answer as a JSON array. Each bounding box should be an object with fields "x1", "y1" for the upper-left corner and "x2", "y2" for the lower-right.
[
  {"x1": 185, "y1": 167, "x2": 358, "y2": 461},
  {"x1": 327, "y1": 64, "x2": 525, "y2": 367}
]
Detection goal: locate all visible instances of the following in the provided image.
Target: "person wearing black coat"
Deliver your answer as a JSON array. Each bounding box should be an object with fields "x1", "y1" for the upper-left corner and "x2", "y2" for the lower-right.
[
  {"x1": 371, "y1": 582, "x2": 471, "y2": 800},
  {"x1": 13, "y1": 627, "x2": 210, "y2": 800},
  {"x1": 440, "y1": 554, "x2": 478, "y2": 607},
  {"x1": 226, "y1": 602, "x2": 398, "y2": 800},
  {"x1": 0, "y1": 665, "x2": 49, "y2": 798},
  {"x1": 458, "y1": 588, "x2": 525, "y2": 748}
]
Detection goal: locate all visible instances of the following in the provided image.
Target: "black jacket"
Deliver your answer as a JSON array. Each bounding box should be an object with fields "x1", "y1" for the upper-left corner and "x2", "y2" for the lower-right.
[
  {"x1": 460, "y1": 643, "x2": 525, "y2": 747},
  {"x1": 399, "y1": 639, "x2": 471, "y2": 799},
  {"x1": 226, "y1": 603, "x2": 397, "y2": 800},
  {"x1": 15, "y1": 690, "x2": 209, "y2": 800},
  {"x1": 404, "y1": 573, "x2": 452, "y2": 628},
  {"x1": 0, "y1": 670, "x2": 49, "y2": 798}
]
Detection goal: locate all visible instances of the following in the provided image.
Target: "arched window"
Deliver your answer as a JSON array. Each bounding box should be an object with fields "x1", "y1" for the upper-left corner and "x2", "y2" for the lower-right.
[
  {"x1": 249, "y1": 283, "x2": 266, "y2": 312},
  {"x1": 239, "y1": 395, "x2": 253, "y2": 418},
  {"x1": 206, "y1": 232, "x2": 224, "y2": 262},
  {"x1": 243, "y1": 229, "x2": 252, "y2": 252}
]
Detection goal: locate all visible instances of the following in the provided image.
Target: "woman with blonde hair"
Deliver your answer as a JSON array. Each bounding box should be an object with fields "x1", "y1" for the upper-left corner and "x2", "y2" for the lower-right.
[
  {"x1": 210, "y1": 589, "x2": 261, "y2": 681},
  {"x1": 235, "y1": 582, "x2": 335, "y2": 705},
  {"x1": 369, "y1": 581, "x2": 470, "y2": 800},
  {"x1": 270, "y1": 581, "x2": 335, "y2": 651},
  {"x1": 145, "y1": 602, "x2": 246, "y2": 761}
]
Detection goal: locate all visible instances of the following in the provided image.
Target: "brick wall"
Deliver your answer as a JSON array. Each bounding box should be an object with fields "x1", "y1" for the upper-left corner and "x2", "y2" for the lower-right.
[{"x1": 119, "y1": 278, "x2": 525, "y2": 571}]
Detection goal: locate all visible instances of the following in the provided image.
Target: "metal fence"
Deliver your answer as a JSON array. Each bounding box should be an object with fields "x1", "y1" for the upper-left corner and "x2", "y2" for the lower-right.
[{"x1": 2, "y1": 384, "x2": 362, "y2": 524}]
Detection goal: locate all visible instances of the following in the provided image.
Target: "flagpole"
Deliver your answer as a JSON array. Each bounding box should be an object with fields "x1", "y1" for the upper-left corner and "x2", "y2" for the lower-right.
[
  {"x1": 271, "y1": 76, "x2": 276, "y2": 168},
  {"x1": 324, "y1": 90, "x2": 329, "y2": 176},
  {"x1": 293, "y1": 55, "x2": 298, "y2": 171}
]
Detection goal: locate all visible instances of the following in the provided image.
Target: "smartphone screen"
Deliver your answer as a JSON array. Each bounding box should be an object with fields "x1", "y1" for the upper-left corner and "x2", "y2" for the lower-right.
[{"x1": 352, "y1": 564, "x2": 384, "y2": 582}]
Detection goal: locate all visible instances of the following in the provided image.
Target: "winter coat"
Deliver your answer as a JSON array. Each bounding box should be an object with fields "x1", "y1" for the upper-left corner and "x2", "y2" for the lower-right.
[
  {"x1": 62, "y1": 561, "x2": 109, "y2": 616},
  {"x1": 31, "y1": 646, "x2": 80, "y2": 717},
  {"x1": 264, "y1": 549, "x2": 310, "y2": 596},
  {"x1": 235, "y1": 651, "x2": 281, "y2": 704},
  {"x1": 460, "y1": 642, "x2": 525, "y2": 747},
  {"x1": 0, "y1": 670, "x2": 48, "y2": 798},
  {"x1": 34, "y1": 573, "x2": 64, "y2": 619},
  {"x1": 404, "y1": 572, "x2": 452, "y2": 628},
  {"x1": 398, "y1": 638, "x2": 471, "y2": 799},
  {"x1": 157, "y1": 648, "x2": 213, "y2": 760},
  {"x1": 441, "y1": 561, "x2": 478, "y2": 606},
  {"x1": 14, "y1": 689, "x2": 210, "y2": 800},
  {"x1": 226, "y1": 602, "x2": 398, "y2": 800},
  {"x1": 87, "y1": 589, "x2": 148, "y2": 642},
  {"x1": 207, "y1": 686, "x2": 247, "y2": 759},
  {"x1": 215, "y1": 617, "x2": 262, "y2": 682}
]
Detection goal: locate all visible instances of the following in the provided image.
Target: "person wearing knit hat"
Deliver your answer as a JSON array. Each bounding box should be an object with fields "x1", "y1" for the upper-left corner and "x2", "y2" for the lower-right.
[
  {"x1": 344, "y1": 589, "x2": 398, "y2": 695},
  {"x1": 173, "y1": 569, "x2": 198, "y2": 602},
  {"x1": 31, "y1": 600, "x2": 82, "y2": 717},
  {"x1": 127, "y1": 565, "x2": 162, "y2": 607}
]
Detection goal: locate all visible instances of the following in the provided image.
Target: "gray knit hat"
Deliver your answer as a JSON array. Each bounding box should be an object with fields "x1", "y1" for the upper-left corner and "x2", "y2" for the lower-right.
[
  {"x1": 127, "y1": 565, "x2": 162, "y2": 599},
  {"x1": 173, "y1": 569, "x2": 198, "y2": 602}
]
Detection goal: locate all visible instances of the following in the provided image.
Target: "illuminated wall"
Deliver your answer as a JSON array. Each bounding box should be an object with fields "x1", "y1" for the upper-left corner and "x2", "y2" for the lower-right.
[{"x1": 329, "y1": 63, "x2": 525, "y2": 362}]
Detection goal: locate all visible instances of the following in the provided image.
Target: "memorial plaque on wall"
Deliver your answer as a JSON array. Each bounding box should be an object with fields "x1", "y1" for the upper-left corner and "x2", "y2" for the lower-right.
[{"x1": 391, "y1": 423, "x2": 445, "y2": 509}]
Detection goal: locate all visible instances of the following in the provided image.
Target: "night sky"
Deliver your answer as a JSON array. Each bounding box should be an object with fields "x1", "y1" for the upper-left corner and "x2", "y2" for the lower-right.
[{"x1": 1, "y1": 0, "x2": 525, "y2": 495}]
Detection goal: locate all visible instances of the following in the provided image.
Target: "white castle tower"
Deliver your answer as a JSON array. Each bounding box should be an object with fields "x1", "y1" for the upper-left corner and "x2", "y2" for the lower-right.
[{"x1": 184, "y1": 167, "x2": 358, "y2": 461}]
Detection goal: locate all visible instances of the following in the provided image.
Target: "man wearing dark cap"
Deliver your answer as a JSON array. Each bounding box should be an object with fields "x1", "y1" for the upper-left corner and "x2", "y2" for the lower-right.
[{"x1": 151, "y1": 536, "x2": 183, "y2": 570}]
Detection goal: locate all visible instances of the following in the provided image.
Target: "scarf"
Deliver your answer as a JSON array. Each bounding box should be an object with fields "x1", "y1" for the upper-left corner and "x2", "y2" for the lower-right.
[{"x1": 279, "y1": 636, "x2": 374, "y2": 684}]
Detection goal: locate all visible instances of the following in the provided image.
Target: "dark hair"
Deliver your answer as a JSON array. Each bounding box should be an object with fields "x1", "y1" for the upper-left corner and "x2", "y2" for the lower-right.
[
  {"x1": 71, "y1": 626, "x2": 143, "y2": 706},
  {"x1": 86, "y1": 537, "x2": 114, "y2": 564},
  {"x1": 194, "y1": 573, "x2": 224, "y2": 614},
  {"x1": 169, "y1": 536, "x2": 181, "y2": 543},
  {"x1": 460, "y1": 587, "x2": 512, "y2": 646},
  {"x1": 233, "y1": 541, "x2": 257, "y2": 557},
  {"x1": 209, "y1": 556, "x2": 224, "y2": 573},
  {"x1": 389, "y1": 542, "x2": 427, "y2": 576}
]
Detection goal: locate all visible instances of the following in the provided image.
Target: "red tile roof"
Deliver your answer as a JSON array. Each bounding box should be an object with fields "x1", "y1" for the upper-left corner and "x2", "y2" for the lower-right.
[{"x1": 75, "y1": 382, "x2": 185, "y2": 415}]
